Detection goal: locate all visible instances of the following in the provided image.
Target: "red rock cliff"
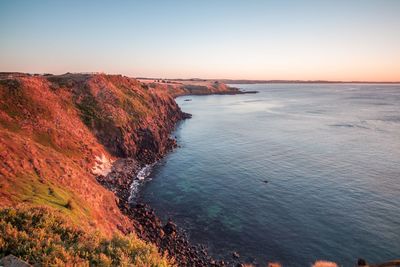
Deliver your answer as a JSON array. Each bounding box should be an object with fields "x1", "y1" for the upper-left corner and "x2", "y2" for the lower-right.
[{"x1": 0, "y1": 73, "x2": 187, "y2": 236}]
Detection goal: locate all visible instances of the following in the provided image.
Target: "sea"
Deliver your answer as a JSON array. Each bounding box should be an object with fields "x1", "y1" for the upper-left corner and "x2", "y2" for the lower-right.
[{"x1": 138, "y1": 83, "x2": 400, "y2": 266}]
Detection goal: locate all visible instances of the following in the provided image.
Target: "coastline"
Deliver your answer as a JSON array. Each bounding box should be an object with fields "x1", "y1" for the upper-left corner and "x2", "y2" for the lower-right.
[
  {"x1": 97, "y1": 88, "x2": 256, "y2": 267},
  {"x1": 0, "y1": 73, "x2": 253, "y2": 266},
  {"x1": 1, "y1": 74, "x2": 398, "y2": 266},
  {"x1": 66, "y1": 82, "x2": 400, "y2": 267}
]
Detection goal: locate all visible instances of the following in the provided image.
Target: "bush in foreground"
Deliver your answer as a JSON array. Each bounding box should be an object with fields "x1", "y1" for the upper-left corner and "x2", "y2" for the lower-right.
[{"x1": 0, "y1": 206, "x2": 173, "y2": 266}]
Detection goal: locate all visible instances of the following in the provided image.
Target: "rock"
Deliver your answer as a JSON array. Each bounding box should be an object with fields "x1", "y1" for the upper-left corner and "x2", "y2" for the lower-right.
[
  {"x1": 357, "y1": 259, "x2": 367, "y2": 266},
  {"x1": 0, "y1": 255, "x2": 32, "y2": 267},
  {"x1": 182, "y1": 112, "x2": 192, "y2": 119},
  {"x1": 163, "y1": 219, "x2": 177, "y2": 236},
  {"x1": 158, "y1": 228, "x2": 165, "y2": 238},
  {"x1": 232, "y1": 251, "x2": 240, "y2": 259}
]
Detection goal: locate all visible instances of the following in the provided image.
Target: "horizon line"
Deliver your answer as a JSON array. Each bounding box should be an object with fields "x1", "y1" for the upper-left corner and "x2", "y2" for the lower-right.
[{"x1": 1, "y1": 71, "x2": 400, "y2": 84}]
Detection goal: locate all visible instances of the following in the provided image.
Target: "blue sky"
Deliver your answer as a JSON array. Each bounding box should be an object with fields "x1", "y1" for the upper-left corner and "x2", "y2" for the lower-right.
[{"x1": 1, "y1": 0, "x2": 399, "y2": 81}]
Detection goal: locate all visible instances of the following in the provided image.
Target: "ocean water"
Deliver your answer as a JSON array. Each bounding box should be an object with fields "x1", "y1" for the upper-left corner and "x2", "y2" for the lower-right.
[{"x1": 139, "y1": 84, "x2": 400, "y2": 266}]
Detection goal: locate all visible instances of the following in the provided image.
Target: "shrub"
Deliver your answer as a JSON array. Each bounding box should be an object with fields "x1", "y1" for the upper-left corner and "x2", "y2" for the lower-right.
[{"x1": 0, "y1": 206, "x2": 173, "y2": 266}]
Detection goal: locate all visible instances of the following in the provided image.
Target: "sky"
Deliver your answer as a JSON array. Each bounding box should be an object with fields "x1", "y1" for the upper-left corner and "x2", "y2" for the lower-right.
[{"x1": 0, "y1": 0, "x2": 399, "y2": 81}]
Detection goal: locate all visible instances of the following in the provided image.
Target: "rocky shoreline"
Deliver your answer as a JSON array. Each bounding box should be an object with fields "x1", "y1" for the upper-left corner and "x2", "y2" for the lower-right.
[
  {"x1": 96, "y1": 120, "x2": 237, "y2": 267},
  {"x1": 0, "y1": 72, "x2": 254, "y2": 266},
  {"x1": 96, "y1": 92, "x2": 255, "y2": 266}
]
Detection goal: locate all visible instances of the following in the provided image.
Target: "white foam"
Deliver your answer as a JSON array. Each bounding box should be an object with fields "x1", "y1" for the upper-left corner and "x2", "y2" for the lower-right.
[
  {"x1": 128, "y1": 164, "x2": 154, "y2": 203},
  {"x1": 137, "y1": 164, "x2": 153, "y2": 180}
]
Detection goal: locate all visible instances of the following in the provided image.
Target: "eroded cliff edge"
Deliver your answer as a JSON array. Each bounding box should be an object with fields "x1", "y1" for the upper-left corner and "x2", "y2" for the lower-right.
[{"x1": 0, "y1": 72, "x2": 244, "y2": 266}]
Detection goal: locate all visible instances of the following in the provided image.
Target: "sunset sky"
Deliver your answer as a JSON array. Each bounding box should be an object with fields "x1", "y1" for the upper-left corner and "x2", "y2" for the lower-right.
[{"x1": 1, "y1": 0, "x2": 399, "y2": 81}]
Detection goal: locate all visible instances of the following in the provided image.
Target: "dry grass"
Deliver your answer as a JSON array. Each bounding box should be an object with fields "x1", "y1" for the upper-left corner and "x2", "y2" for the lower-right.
[{"x1": 0, "y1": 206, "x2": 174, "y2": 266}]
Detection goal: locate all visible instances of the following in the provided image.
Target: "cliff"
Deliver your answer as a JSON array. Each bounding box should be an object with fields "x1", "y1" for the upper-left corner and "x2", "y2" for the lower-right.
[
  {"x1": 0, "y1": 72, "x2": 244, "y2": 266},
  {"x1": 139, "y1": 78, "x2": 256, "y2": 97},
  {"x1": 0, "y1": 73, "x2": 189, "y2": 235}
]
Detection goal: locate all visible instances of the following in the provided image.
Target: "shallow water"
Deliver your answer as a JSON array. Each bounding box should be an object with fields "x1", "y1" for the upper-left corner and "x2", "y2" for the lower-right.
[{"x1": 139, "y1": 84, "x2": 400, "y2": 266}]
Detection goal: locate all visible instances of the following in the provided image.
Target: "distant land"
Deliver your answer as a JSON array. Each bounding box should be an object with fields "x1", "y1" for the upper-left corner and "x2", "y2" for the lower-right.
[
  {"x1": 1, "y1": 73, "x2": 399, "y2": 84},
  {"x1": 137, "y1": 77, "x2": 400, "y2": 84}
]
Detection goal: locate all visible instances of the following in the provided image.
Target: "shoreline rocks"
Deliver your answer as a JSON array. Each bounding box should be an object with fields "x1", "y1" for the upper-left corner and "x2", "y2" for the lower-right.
[
  {"x1": 94, "y1": 110, "x2": 232, "y2": 266},
  {"x1": 99, "y1": 153, "x2": 231, "y2": 266},
  {"x1": 71, "y1": 74, "x2": 253, "y2": 265}
]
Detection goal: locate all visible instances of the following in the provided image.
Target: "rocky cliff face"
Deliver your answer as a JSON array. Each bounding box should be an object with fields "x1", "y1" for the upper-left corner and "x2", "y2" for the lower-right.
[
  {"x1": 0, "y1": 73, "x2": 188, "y2": 236},
  {"x1": 48, "y1": 74, "x2": 189, "y2": 162},
  {"x1": 139, "y1": 78, "x2": 248, "y2": 97},
  {"x1": 0, "y1": 72, "x2": 247, "y2": 266}
]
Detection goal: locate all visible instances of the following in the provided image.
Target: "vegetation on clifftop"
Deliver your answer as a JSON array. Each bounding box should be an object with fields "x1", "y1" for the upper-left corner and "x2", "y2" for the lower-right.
[{"x1": 0, "y1": 206, "x2": 174, "y2": 266}]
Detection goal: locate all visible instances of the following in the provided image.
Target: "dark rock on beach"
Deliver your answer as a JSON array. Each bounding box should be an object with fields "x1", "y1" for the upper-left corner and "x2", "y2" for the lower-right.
[
  {"x1": 126, "y1": 202, "x2": 227, "y2": 266},
  {"x1": 182, "y1": 112, "x2": 193, "y2": 119},
  {"x1": 233, "y1": 251, "x2": 240, "y2": 259}
]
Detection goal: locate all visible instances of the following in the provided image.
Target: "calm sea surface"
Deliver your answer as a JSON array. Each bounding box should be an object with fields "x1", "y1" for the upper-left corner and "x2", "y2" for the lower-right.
[{"x1": 139, "y1": 84, "x2": 400, "y2": 266}]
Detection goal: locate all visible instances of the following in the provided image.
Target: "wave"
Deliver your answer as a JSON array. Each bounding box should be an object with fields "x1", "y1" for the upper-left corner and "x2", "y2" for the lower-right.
[
  {"x1": 128, "y1": 164, "x2": 154, "y2": 203},
  {"x1": 329, "y1": 123, "x2": 369, "y2": 129}
]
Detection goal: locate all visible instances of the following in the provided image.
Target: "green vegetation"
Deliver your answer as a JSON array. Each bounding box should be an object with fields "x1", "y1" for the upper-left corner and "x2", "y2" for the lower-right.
[
  {"x1": 10, "y1": 172, "x2": 88, "y2": 225},
  {"x1": 0, "y1": 206, "x2": 174, "y2": 266},
  {"x1": 113, "y1": 82, "x2": 152, "y2": 123},
  {"x1": 121, "y1": 98, "x2": 146, "y2": 123},
  {"x1": 74, "y1": 82, "x2": 152, "y2": 128},
  {"x1": 75, "y1": 91, "x2": 104, "y2": 128}
]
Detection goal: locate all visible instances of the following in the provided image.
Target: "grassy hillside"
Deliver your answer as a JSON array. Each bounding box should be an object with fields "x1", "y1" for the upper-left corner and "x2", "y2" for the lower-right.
[
  {"x1": 0, "y1": 73, "x2": 189, "y2": 265},
  {"x1": 0, "y1": 75, "x2": 132, "y2": 236}
]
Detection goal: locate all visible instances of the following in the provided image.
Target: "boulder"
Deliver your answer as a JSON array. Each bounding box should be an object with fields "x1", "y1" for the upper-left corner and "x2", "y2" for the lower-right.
[{"x1": 0, "y1": 255, "x2": 32, "y2": 267}]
